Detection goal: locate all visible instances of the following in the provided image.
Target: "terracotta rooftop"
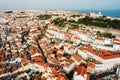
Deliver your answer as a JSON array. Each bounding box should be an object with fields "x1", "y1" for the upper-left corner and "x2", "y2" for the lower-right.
[
  {"x1": 72, "y1": 54, "x2": 82, "y2": 62},
  {"x1": 79, "y1": 46, "x2": 120, "y2": 60},
  {"x1": 33, "y1": 56, "x2": 44, "y2": 62},
  {"x1": 0, "y1": 49, "x2": 4, "y2": 55},
  {"x1": 76, "y1": 65, "x2": 87, "y2": 76},
  {"x1": 95, "y1": 37, "x2": 104, "y2": 41}
]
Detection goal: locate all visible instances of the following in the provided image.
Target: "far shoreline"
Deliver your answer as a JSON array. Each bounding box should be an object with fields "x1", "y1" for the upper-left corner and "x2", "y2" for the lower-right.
[{"x1": 1, "y1": 9, "x2": 120, "y2": 18}]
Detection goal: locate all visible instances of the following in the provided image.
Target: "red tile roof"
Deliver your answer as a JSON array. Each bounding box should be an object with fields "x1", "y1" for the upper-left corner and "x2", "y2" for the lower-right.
[
  {"x1": 33, "y1": 56, "x2": 44, "y2": 62},
  {"x1": 80, "y1": 46, "x2": 120, "y2": 60},
  {"x1": 22, "y1": 56, "x2": 28, "y2": 63},
  {"x1": 76, "y1": 65, "x2": 87, "y2": 76},
  {"x1": 0, "y1": 49, "x2": 4, "y2": 55},
  {"x1": 87, "y1": 62, "x2": 95, "y2": 74},
  {"x1": 41, "y1": 78, "x2": 47, "y2": 80},
  {"x1": 72, "y1": 54, "x2": 82, "y2": 62}
]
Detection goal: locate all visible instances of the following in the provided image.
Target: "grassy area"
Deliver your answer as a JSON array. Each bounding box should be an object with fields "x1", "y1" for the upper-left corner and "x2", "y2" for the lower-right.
[
  {"x1": 78, "y1": 16, "x2": 120, "y2": 30},
  {"x1": 52, "y1": 16, "x2": 120, "y2": 30},
  {"x1": 37, "y1": 14, "x2": 52, "y2": 20},
  {"x1": 51, "y1": 18, "x2": 66, "y2": 27},
  {"x1": 5, "y1": 11, "x2": 13, "y2": 13}
]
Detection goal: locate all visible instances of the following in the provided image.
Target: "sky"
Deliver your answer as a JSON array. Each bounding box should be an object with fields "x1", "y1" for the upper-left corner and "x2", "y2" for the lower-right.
[{"x1": 0, "y1": 0, "x2": 120, "y2": 10}]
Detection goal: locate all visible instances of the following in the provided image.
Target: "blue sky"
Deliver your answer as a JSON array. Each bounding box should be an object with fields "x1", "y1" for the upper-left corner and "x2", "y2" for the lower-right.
[{"x1": 0, "y1": 0, "x2": 120, "y2": 10}]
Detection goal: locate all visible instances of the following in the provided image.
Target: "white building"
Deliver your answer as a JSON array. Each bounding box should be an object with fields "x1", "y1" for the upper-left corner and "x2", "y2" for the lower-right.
[
  {"x1": 73, "y1": 72, "x2": 86, "y2": 80},
  {"x1": 69, "y1": 29, "x2": 93, "y2": 42},
  {"x1": 73, "y1": 65, "x2": 90, "y2": 80},
  {"x1": 90, "y1": 12, "x2": 103, "y2": 18},
  {"x1": 93, "y1": 38, "x2": 104, "y2": 45},
  {"x1": 87, "y1": 62, "x2": 115, "y2": 74},
  {"x1": 104, "y1": 38, "x2": 114, "y2": 46},
  {"x1": 113, "y1": 44, "x2": 120, "y2": 51},
  {"x1": 64, "y1": 43, "x2": 77, "y2": 55},
  {"x1": 78, "y1": 46, "x2": 120, "y2": 73},
  {"x1": 113, "y1": 39, "x2": 120, "y2": 51}
]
